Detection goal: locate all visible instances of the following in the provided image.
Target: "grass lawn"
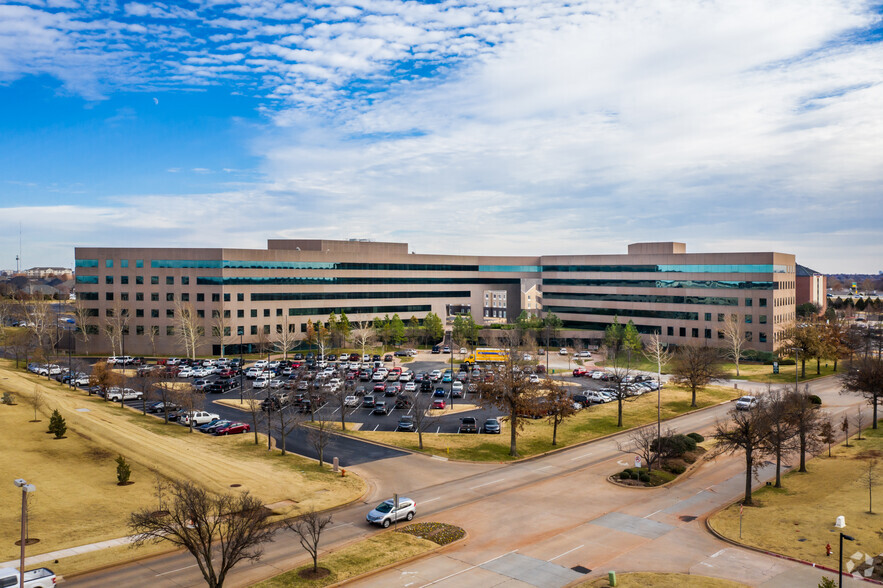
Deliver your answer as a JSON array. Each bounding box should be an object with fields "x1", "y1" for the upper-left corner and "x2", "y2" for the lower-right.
[
  {"x1": 0, "y1": 361, "x2": 365, "y2": 564},
  {"x1": 582, "y1": 572, "x2": 748, "y2": 587},
  {"x1": 709, "y1": 426, "x2": 883, "y2": 566},
  {"x1": 254, "y1": 531, "x2": 437, "y2": 587},
  {"x1": 329, "y1": 383, "x2": 739, "y2": 461}
]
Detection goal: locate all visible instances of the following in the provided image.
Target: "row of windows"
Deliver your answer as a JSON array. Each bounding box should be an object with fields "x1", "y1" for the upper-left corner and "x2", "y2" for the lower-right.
[
  {"x1": 196, "y1": 276, "x2": 520, "y2": 286},
  {"x1": 76, "y1": 259, "x2": 145, "y2": 268},
  {"x1": 542, "y1": 264, "x2": 792, "y2": 274},
  {"x1": 544, "y1": 279, "x2": 777, "y2": 290},
  {"x1": 147, "y1": 260, "x2": 540, "y2": 272},
  {"x1": 250, "y1": 290, "x2": 469, "y2": 302},
  {"x1": 545, "y1": 306, "x2": 700, "y2": 321},
  {"x1": 542, "y1": 292, "x2": 741, "y2": 306},
  {"x1": 558, "y1": 320, "x2": 768, "y2": 343},
  {"x1": 664, "y1": 326, "x2": 767, "y2": 343}
]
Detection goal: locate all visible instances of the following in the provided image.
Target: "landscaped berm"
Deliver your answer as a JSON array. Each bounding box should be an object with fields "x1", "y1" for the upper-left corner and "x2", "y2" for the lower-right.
[
  {"x1": 0, "y1": 361, "x2": 365, "y2": 576},
  {"x1": 710, "y1": 426, "x2": 883, "y2": 578}
]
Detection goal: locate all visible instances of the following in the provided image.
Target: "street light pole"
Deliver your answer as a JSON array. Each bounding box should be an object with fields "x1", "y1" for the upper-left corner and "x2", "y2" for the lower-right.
[
  {"x1": 791, "y1": 347, "x2": 800, "y2": 390},
  {"x1": 239, "y1": 330, "x2": 244, "y2": 404},
  {"x1": 14, "y1": 478, "x2": 36, "y2": 588},
  {"x1": 450, "y1": 338, "x2": 455, "y2": 409},
  {"x1": 840, "y1": 532, "x2": 855, "y2": 588}
]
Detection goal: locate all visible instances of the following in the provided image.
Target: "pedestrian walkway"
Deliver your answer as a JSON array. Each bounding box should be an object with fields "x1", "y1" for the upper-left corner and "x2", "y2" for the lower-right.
[{"x1": 0, "y1": 535, "x2": 135, "y2": 569}]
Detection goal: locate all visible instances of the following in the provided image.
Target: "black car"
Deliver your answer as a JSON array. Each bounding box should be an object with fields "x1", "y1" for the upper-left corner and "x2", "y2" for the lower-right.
[
  {"x1": 459, "y1": 417, "x2": 478, "y2": 433},
  {"x1": 372, "y1": 401, "x2": 389, "y2": 415},
  {"x1": 431, "y1": 345, "x2": 441, "y2": 354},
  {"x1": 362, "y1": 395, "x2": 376, "y2": 408},
  {"x1": 394, "y1": 396, "x2": 412, "y2": 409},
  {"x1": 147, "y1": 401, "x2": 179, "y2": 414}
]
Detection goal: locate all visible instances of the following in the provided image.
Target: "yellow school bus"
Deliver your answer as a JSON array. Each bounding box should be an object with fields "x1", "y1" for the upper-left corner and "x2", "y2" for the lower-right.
[{"x1": 464, "y1": 348, "x2": 509, "y2": 364}]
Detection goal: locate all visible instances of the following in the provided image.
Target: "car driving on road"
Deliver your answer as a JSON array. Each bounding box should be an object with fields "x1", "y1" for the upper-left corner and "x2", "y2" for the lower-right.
[{"x1": 366, "y1": 497, "x2": 416, "y2": 528}]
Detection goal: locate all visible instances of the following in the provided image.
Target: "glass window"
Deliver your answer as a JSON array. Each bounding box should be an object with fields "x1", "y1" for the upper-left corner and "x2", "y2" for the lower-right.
[
  {"x1": 197, "y1": 310, "x2": 205, "y2": 318},
  {"x1": 166, "y1": 276, "x2": 174, "y2": 285},
  {"x1": 263, "y1": 309, "x2": 270, "y2": 317},
  {"x1": 717, "y1": 313, "x2": 724, "y2": 322},
  {"x1": 667, "y1": 326, "x2": 674, "y2": 336},
  {"x1": 105, "y1": 275, "x2": 113, "y2": 285},
  {"x1": 718, "y1": 330, "x2": 724, "y2": 339},
  {"x1": 301, "y1": 323, "x2": 307, "y2": 333},
  {"x1": 212, "y1": 293, "x2": 220, "y2": 302},
  {"x1": 745, "y1": 315, "x2": 752, "y2": 324},
  {"x1": 151, "y1": 309, "x2": 159, "y2": 318},
  {"x1": 212, "y1": 310, "x2": 220, "y2": 319},
  {"x1": 705, "y1": 328, "x2": 712, "y2": 339},
  {"x1": 166, "y1": 326, "x2": 175, "y2": 336},
  {"x1": 106, "y1": 292, "x2": 114, "y2": 301},
  {"x1": 76, "y1": 259, "x2": 98, "y2": 268},
  {"x1": 136, "y1": 292, "x2": 143, "y2": 301},
  {"x1": 251, "y1": 325, "x2": 258, "y2": 335},
  {"x1": 543, "y1": 306, "x2": 699, "y2": 321},
  {"x1": 759, "y1": 298, "x2": 768, "y2": 307},
  {"x1": 759, "y1": 315, "x2": 767, "y2": 324},
  {"x1": 197, "y1": 293, "x2": 204, "y2": 302},
  {"x1": 263, "y1": 325, "x2": 270, "y2": 334},
  {"x1": 705, "y1": 313, "x2": 712, "y2": 321},
  {"x1": 543, "y1": 278, "x2": 776, "y2": 290},
  {"x1": 166, "y1": 293, "x2": 174, "y2": 302},
  {"x1": 120, "y1": 276, "x2": 129, "y2": 285},
  {"x1": 237, "y1": 293, "x2": 244, "y2": 302},
  {"x1": 78, "y1": 292, "x2": 99, "y2": 300},
  {"x1": 151, "y1": 276, "x2": 159, "y2": 285},
  {"x1": 237, "y1": 310, "x2": 244, "y2": 318},
  {"x1": 105, "y1": 260, "x2": 113, "y2": 268},
  {"x1": 135, "y1": 309, "x2": 143, "y2": 317},
  {"x1": 251, "y1": 309, "x2": 257, "y2": 318},
  {"x1": 746, "y1": 331, "x2": 753, "y2": 342},
  {"x1": 224, "y1": 293, "x2": 230, "y2": 302},
  {"x1": 136, "y1": 275, "x2": 143, "y2": 285},
  {"x1": 745, "y1": 298, "x2": 752, "y2": 307},
  {"x1": 166, "y1": 309, "x2": 174, "y2": 318},
  {"x1": 181, "y1": 276, "x2": 190, "y2": 285},
  {"x1": 135, "y1": 259, "x2": 144, "y2": 268},
  {"x1": 759, "y1": 332, "x2": 767, "y2": 343},
  {"x1": 679, "y1": 327, "x2": 686, "y2": 337},
  {"x1": 135, "y1": 325, "x2": 143, "y2": 335},
  {"x1": 224, "y1": 310, "x2": 230, "y2": 318},
  {"x1": 181, "y1": 293, "x2": 189, "y2": 302},
  {"x1": 692, "y1": 328, "x2": 699, "y2": 338},
  {"x1": 224, "y1": 327, "x2": 231, "y2": 336},
  {"x1": 151, "y1": 293, "x2": 159, "y2": 302},
  {"x1": 276, "y1": 324, "x2": 283, "y2": 334},
  {"x1": 120, "y1": 260, "x2": 129, "y2": 268},
  {"x1": 120, "y1": 292, "x2": 129, "y2": 301},
  {"x1": 276, "y1": 308, "x2": 283, "y2": 316},
  {"x1": 76, "y1": 275, "x2": 98, "y2": 284}
]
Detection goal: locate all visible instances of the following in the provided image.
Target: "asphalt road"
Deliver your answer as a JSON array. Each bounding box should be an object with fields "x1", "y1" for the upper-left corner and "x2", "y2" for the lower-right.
[{"x1": 64, "y1": 375, "x2": 869, "y2": 588}]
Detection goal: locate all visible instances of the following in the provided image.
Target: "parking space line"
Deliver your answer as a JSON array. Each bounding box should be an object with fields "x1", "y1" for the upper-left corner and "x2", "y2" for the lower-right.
[
  {"x1": 331, "y1": 407, "x2": 340, "y2": 414},
  {"x1": 549, "y1": 544, "x2": 584, "y2": 561},
  {"x1": 155, "y1": 563, "x2": 198, "y2": 576},
  {"x1": 373, "y1": 425, "x2": 379, "y2": 431},
  {"x1": 420, "y1": 497, "x2": 440, "y2": 504},
  {"x1": 569, "y1": 451, "x2": 593, "y2": 461},
  {"x1": 643, "y1": 508, "x2": 664, "y2": 519}
]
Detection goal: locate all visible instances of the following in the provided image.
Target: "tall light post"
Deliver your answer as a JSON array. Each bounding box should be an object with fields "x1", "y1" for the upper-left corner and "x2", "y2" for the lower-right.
[
  {"x1": 839, "y1": 532, "x2": 855, "y2": 588},
  {"x1": 238, "y1": 328, "x2": 244, "y2": 404},
  {"x1": 14, "y1": 478, "x2": 36, "y2": 588},
  {"x1": 791, "y1": 347, "x2": 800, "y2": 390},
  {"x1": 449, "y1": 336, "x2": 455, "y2": 409}
]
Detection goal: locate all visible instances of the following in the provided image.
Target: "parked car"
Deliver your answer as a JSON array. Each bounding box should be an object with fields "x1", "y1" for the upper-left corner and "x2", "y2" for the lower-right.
[
  {"x1": 214, "y1": 422, "x2": 250, "y2": 435},
  {"x1": 0, "y1": 566, "x2": 56, "y2": 588},
  {"x1": 362, "y1": 395, "x2": 376, "y2": 408},
  {"x1": 344, "y1": 395, "x2": 360, "y2": 407},
  {"x1": 179, "y1": 411, "x2": 220, "y2": 426},
  {"x1": 459, "y1": 417, "x2": 478, "y2": 433},
  {"x1": 366, "y1": 497, "x2": 416, "y2": 528},
  {"x1": 396, "y1": 415, "x2": 416, "y2": 432},
  {"x1": 736, "y1": 396, "x2": 758, "y2": 410},
  {"x1": 147, "y1": 401, "x2": 179, "y2": 414},
  {"x1": 106, "y1": 388, "x2": 142, "y2": 401},
  {"x1": 253, "y1": 377, "x2": 269, "y2": 389},
  {"x1": 197, "y1": 419, "x2": 231, "y2": 434},
  {"x1": 432, "y1": 399, "x2": 446, "y2": 409},
  {"x1": 372, "y1": 401, "x2": 389, "y2": 415}
]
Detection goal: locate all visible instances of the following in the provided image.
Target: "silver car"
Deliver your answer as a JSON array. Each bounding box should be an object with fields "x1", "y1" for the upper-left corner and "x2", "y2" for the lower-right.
[{"x1": 366, "y1": 497, "x2": 416, "y2": 528}]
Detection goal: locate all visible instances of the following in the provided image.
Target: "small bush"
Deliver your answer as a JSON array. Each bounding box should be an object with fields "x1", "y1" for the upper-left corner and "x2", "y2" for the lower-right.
[
  {"x1": 687, "y1": 432, "x2": 705, "y2": 443},
  {"x1": 743, "y1": 349, "x2": 777, "y2": 363},
  {"x1": 619, "y1": 471, "x2": 630, "y2": 480},
  {"x1": 808, "y1": 395, "x2": 822, "y2": 405},
  {"x1": 623, "y1": 468, "x2": 633, "y2": 475},
  {"x1": 662, "y1": 434, "x2": 697, "y2": 457},
  {"x1": 116, "y1": 455, "x2": 131, "y2": 485},
  {"x1": 47, "y1": 409, "x2": 66, "y2": 439},
  {"x1": 1, "y1": 392, "x2": 14, "y2": 405},
  {"x1": 639, "y1": 473, "x2": 650, "y2": 483},
  {"x1": 667, "y1": 464, "x2": 686, "y2": 474}
]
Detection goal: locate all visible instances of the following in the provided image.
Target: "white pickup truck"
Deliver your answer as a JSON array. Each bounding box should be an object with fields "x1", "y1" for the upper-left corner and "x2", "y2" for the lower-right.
[
  {"x1": 106, "y1": 388, "x2": 142, "y2": 401},
  {"x1": 0, "y1": 567, "x2": 57, "y2": 588},
  {"x1": 180, "y1": 410, "x2": 220, "y2": 426}
]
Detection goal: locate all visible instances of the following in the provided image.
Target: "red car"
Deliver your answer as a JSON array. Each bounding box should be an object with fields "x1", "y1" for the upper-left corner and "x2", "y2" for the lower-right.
[
  {"x1": 572, "y1": 368, "x2": 587, "y2": 377},
  {"x1": 432, "y1": 399, "x2": 446, "y2": 409},
  {"x1": 373, "y1": 383, "x2": 386, "y2": 393},
  {"x1": 214, "y1": 422, "x2": 250, "y2": 436},
  {"x1": 218, "y1": 369, "x2": 235, "y2": 378}
]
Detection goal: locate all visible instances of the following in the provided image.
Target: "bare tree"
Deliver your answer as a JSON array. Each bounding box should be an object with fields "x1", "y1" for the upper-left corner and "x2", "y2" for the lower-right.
[
  {"x1": 328, "y1": 385, "x2": 351, "y2": 432},
  {"x1": 670, "y1": 344, "x2": 726, "y2": 408},
  {"x1": 545, "y1": 381, "x2": 576, "y2": 446},
  {"x1": 477, "y1": 330, "x2": 540, "y2": 457},
  {"x1": 713, "y1": 404, "x2": 771, "y2": 506},
  {"x1": 153, "y1": 378, "x2": 181, "y2": 424},
  {"x1": 854, "y1": 406, "x2": 865, "y2": 440},
  {"x1": 839, "y1": 356, "x2": 883, "y2": 429},
  {"x1": 272, "y1": 315, "x2": 301, "y2": 360},
  {"x1": 859, "y1": 458, "x2": 879, "y2": 514},
  {"x1": 102, "y1": 300, "x2": 129, "y2": 358},
  {"x1": 761, "y1": 387, "x2": 798, "y2": 488},
  {"x1": 5, "y1": 327, "x2": 36, "y2": 368},
  {"x1": 176, "y1": 389, "x2": 205, "y2": 433},
  {"x1": 286, "y1": 508, "x2": 333, "y2": 575},
  {"x1": 146, "y1": 325, "x2": 159, "y2": 358},
  {"x1": 307, "y1": 417, "x2": 333, "y2": 466},
  {"x1": 617, "y1": 424, "x2": 659, "y2": 473},
  {"x1": 174, "y1": 300, "x2": 201, "y2": 360},
  {"x1": 608, "y1": 360, "x2": 641, "y2": 428},
  {"x1": 643, "y1": 332, "x2": 673, "y2": 468},
  {"x1": 211, "y1": 309, "x2": 233, "y2": 358},
  {"x1": 785, "y1": 386, "x2": 823, "y2": 473},
  {"x1": 722, "y1": 314, "x2": 748, "y2": 376},
  {"x1": 129, "y1": 480, "x2": 277, "y2": 588},
  {"x1": 71, "y1": 298, "x2": 93, "y2": 355},
  {"x1": 241, "y1": 386, "x2": 264, "y2": 445},
  {"x1": 132, "y1": 368, "x2": 162, "y2": 415},
  {"x1": 351, "y1": 321, "x2": 375, "y2": 359},
  {"x1": 410, "y1": 392, "x2": 438, "y2": 450},
  {"x1": 29, "y1": 385, "x2": 44, "y2": 422},
  {"x1": 90, "y1": 361, "x2": 124, "y2": 399},
  {"x1": 274, "y1": 402, "x2": 301, "y2": 456},
  {"x1": 20, "y1": 300, "x2": 57, "y2": 363}
]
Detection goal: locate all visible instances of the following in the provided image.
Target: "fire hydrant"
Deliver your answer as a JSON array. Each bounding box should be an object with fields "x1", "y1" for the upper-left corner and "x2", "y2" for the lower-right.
[
  {"x1": 826, "y1": 543, "x2": 832, "y2": 557},
  {"x1": 341, "y1": 468, "x2": 346, "y2": 478}
]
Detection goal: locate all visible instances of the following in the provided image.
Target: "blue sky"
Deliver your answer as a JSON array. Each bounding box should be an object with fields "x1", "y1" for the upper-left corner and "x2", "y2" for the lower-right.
[{"x1": 1, "y1": 0, "x2": 881, "y2": 273}]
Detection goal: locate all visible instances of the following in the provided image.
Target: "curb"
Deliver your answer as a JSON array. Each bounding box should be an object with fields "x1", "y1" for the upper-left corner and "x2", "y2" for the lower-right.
[
  {"x1": 705, "y1": 502, "x2": 883, "y2": 585},
  {"x1": 606, "y1": 448, "x2": 712, "y2": 490}
]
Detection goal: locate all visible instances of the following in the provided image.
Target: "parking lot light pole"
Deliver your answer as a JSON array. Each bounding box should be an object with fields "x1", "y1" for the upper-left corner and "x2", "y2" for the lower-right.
[
  {"x1": 450, "y1": 340, "x2": 455, "y2": 409},
  {"x1": 238, "y1": 329, "x2": 244, "y2": 404},
  {"x1": 14, "y1": 478, "x2": 35, "y2": 588},
  {"x1": 840, "y1": 532, "x2": 855, "y2": 588}
]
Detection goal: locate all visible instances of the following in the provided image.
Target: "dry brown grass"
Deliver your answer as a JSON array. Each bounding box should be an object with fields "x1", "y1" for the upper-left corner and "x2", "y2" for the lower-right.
[
  {"x1": 0, "y1": 361, "x2": 365, "y2": 563},
  {"x1": 709, "y1": 427, "x2": 883, "y2": 564}
]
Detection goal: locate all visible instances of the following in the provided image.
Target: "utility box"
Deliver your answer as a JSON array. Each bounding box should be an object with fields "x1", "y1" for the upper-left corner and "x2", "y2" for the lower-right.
[{"x1": 608, "y1": 571, "x2": 617, "y2": 586}]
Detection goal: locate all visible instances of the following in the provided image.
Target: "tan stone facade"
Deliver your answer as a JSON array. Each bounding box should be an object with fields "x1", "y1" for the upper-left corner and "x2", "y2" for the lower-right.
[{"x1": 74, "y1": 240, "x2": 795, "y2": 356}]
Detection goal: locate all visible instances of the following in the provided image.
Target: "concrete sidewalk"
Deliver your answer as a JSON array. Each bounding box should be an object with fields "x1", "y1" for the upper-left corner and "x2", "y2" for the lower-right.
[{"x1": 0, "y1": 535, "x2": 135, "y2": 569}]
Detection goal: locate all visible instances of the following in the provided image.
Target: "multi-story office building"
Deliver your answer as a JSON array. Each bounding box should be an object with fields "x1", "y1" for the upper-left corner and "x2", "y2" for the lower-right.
[{"x1": 74, "y1": 239, "x2": 796, "y2": 356}]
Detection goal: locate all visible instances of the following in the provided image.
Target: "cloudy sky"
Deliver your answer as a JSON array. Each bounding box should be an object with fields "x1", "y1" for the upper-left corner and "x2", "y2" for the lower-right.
[{"x1": 1, "y1": 0, "x2": 881, "y2": 273}]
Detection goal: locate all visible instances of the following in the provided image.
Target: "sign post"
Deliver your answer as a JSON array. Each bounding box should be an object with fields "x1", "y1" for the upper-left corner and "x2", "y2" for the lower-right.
[{"x1": 739, "y1": 504, "x2": 743, "y2": 539}]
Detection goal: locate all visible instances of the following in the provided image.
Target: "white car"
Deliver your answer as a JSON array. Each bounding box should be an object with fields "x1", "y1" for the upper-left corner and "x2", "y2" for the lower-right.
[
  {"x1": 366, "y1": 497, "x2": 416, "y2": 528},
  {"x1": 372, "y1": 371, "x2": 386, "y2": 381},
  {"x1": 177, "y1": 368, "x2": 194, "y2": 378},
  {"x1": 106, "y1": 388, "x2": 142, "y2": 401},
  {"x1": 452, "y1": 381, "x2": 464, "y2": 393},
  {"x1": 580, "y1": 351, "x2": 592, "y2": 358},
  {"x1": 591, "y1": 371, "x2": 606, "y2": 380},
  {"x1": 559, "y1": 348, "x2": 567, "y2": 355},
  {"x1": 269, "y1": 379, "x2": 285, "y2": 389},
  {"x1": 528, "y1": 374, "x2": 540, "y2": 383},
  {"x1": 72, "y1": 374, "x2": 91, "y2": 386},
  {"x1": 180, "y1": 410, "x2": 219, "y2": 426},
  {"x1": 430, "y1": 370, "x2": 442, "y2": 381},
  {"x1": 459, "y1": 347, "x2": 467, "y2": 354},
  {"x1": 253, "y1": 377, "x2": 269, "y2": 389},
  {"x1": 344, "y1": 395, "x2": 360, "y2": 407},
  {"x1": 191, "y1": 368, "x2": 210, "y2": 377},
  {"x1": 736, "y1": 396, "x2": 758, "y2": 410},
  {"x1": 404, "y1": 381, "x2": 417, "y2": 392},
  {"x1": 245, "y1": 367, "x2": 262, "y2": 378},
  {"x1": 522, "y1": 353, "x2": 533, "y2": 361},
  {"x1": 253, "y1": 360, "x2": 268, "y2": 369}
]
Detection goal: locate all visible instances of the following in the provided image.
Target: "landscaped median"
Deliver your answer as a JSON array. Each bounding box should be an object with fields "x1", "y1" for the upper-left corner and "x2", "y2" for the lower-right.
[
  {"x1": 255, "y1": 523, "x2": 465, "y2": 587},
  {"x1": 326, "y1": 383, "x2": 740, "y2": 461},
  {"x1": 0, "y1": 361, "x2": 365, "y2": 575},
  {"x1": 708, "y1": 427, "x2": 883, "y2": 580}
]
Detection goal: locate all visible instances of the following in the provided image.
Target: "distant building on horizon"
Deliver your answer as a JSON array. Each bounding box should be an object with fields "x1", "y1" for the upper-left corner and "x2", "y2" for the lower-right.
[{"x1": 796, "y1": 264, "x2": 827, "y2": 315}]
